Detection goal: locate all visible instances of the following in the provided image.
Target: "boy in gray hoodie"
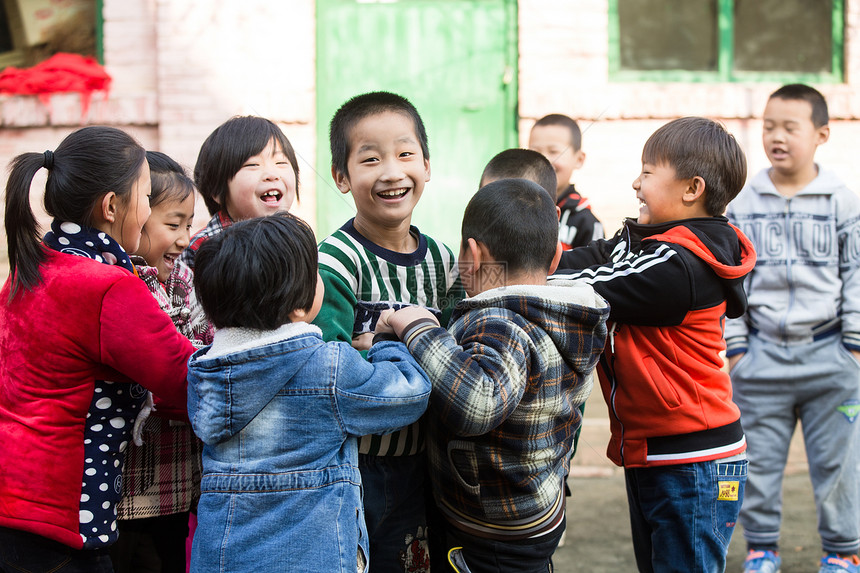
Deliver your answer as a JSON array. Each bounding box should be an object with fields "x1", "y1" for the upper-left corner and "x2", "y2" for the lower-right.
[{"x1": 727, "y1": 84, "x2": 860, "y2": 573}]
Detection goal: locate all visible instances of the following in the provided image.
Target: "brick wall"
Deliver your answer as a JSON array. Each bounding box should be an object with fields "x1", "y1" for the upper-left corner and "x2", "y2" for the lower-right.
[
  {"x1": 3, "y1": 0, "x2": 860, "y2": 277},
  {"x1": 0, "y1": 0, "x2": 316, "y2": 278},
  {"x1": 518, "y1": 0, "x2": 860, "y2": 234}
]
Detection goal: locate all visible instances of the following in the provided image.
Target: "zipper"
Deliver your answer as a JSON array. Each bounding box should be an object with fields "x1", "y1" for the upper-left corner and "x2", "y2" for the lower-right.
[
  {"x1": 780, "y1": 198, "x2": 793, "y2": 340},
  {"x1": 603, "y1": 322, "x2": 624, "y2": 466}
]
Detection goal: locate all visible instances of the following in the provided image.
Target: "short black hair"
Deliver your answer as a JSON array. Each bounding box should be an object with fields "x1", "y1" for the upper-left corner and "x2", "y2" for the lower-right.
[
  {"x1": 642, "y1": 117, "x2": 747, "y2": 216},
  {"x1": 194, "y1": 116, "x2": 300, "y2": 216},
  {"x1": 146, "y1": 151, "x2": 194, "y2": 209},
  {"x1": 329, "y1": 91, "x2": 429, "y2": 178},
  {"x1": 532, "y1": 113, "x2": 582, "y2": 152},
  {"x1": 480, "y1": 149, "x2": 557, "y2": 199},
  {"x1": 770, "y1": 83, "x2": 829, "y2": 128},
  {"x1": 462, "y1": 178, "x2": 559, "y2": 274},
  {"x1": 193, "y1": 212, "x2": 318, "y2": 330}
]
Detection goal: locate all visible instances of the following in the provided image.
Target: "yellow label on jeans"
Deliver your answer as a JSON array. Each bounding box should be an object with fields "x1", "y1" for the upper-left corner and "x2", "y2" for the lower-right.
[{"x1": 718, "y1": 481, "x2": 740, "y2": 501}]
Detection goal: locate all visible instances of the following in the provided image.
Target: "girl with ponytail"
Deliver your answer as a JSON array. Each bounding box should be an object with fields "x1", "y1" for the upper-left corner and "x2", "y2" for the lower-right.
[{"x1": 0, "y1": 126, "x2": 196, "y2": 572}]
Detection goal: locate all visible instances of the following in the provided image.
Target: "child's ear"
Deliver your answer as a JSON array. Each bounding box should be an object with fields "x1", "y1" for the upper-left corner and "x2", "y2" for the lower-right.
[
  {"x1": 331, "y1": 166, "x2": 351, "y2": 194},
  {"x1": 465, "y1": 237, "x2": 483, "y2": 274},
  {"x1": 100, "y1": 192, "x2": 118, "y2": 223},
  {"x1": 423, "y1": 158, "x2": 431, "y2": 182},
  {"x1": 549, "y1": 241, "x2": 563, "y2": 275},
  {"x1": 573, "y1": 150, "x2": 586, "y2": 170},
  {"x1": 684, "y1": 176, "x2": 706, "y2": 203},
  {"x1": 816, "y1": 124, "x2": 830, "y2": 145}
]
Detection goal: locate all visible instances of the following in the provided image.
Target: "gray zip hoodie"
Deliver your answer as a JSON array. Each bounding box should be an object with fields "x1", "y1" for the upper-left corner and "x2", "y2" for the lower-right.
[{"x1": 725, "y1": 167, "x2": 860, "y2": 355}]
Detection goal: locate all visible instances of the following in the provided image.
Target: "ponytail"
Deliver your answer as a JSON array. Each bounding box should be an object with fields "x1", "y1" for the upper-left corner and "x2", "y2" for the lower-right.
[
  {"x1": 4, "y1": 126, "x2": 146, "y2": 300},
  {"x1": 5, "y1": 153, "x2": 51, "y2": 298}
]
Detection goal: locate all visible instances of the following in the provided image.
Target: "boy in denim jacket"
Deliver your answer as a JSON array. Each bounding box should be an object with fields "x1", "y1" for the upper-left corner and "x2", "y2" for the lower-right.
[
  {"x1": 186, "y1": 212, "x2": 431, "y2": 573},
  {"x1": 378, "y1": 179, "x2": 609, "y2": 572}
]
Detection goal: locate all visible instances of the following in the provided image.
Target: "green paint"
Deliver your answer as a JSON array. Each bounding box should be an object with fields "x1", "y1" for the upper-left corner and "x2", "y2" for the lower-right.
[{"x1": 315, "y1": 0, "x2": 518, "y2": 249}]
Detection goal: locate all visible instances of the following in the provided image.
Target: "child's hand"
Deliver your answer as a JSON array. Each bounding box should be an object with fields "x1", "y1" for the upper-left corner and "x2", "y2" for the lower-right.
[
  {"x1": 351, "y1": 332, "x2": 374, "y2": 351},
  {"x1": 375, "y1": 309, "x2": 396, "y2": 335},
  {"x1": 386, "y1": 307, "x2": 440, "y2": 338}
]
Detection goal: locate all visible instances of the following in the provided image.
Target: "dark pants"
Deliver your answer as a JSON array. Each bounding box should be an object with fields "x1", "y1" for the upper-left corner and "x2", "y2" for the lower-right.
[
  {"x1": 437, "y1": 522, "x2": 565, "y2": 573},
  {"x1": 110, "y1": 512, "x2": 190, "y2": 573},
  {"x1": 0, "y1": 526, "x2": 113, "y2": 573}
]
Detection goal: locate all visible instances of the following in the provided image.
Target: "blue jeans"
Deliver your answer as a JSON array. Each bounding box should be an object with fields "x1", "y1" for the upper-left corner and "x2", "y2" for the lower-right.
[
  {"x1": 360, "y1": 453, "x2": 430, "y2": 573},
  {"x1": 437, "y1": 522, "x2": 564, "y2": 573},
  {"x1": 0, "y1": 526, "x2": 114, "y2": 573},
  {"x1": 625, "y1": 459, "x2": 747, "y2": 573}
]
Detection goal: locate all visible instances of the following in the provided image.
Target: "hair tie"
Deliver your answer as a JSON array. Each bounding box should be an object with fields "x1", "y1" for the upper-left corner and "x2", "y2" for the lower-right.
[{"x1": 43, "y1": 150, "x2": 54, "y2": 170}]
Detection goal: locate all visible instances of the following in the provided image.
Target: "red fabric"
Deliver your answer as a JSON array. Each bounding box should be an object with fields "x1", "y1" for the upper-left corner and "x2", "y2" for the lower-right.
[
  {"x1": 0, "y1": 250, "x2": 194, "y2": 548},
  {"x1": 0, "y1": 53, "x2": 110, "y2": 114}
]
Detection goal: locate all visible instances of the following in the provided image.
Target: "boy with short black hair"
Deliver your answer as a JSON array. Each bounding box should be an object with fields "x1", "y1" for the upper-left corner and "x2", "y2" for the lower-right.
[
  {"x1": 315, "y1": 91, "x2": 464, "y2": 572},
  {"x1": 727, "y1": 84, "x2": 860, "y2": 573},
  {"x1": 186, "y1": 212, "x2": 431, "y2": 573},
  {"x1": 529, "y1": 113, "x2": 604, "y2": 249},
  {"x1": 378, "y1": 178, "x2": 609, "y2": 572},
  {"x1": 479, "y1": 148, "x2": 557, "y2": 199},
  {"x1": 555, "y1": 116, "x2": 756, "y2": 572}
]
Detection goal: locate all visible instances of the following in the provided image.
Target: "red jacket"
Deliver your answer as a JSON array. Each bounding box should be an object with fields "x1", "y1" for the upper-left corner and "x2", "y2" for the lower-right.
[
  {"x1": 556, "y1": 217, "x2": 756, "y2": 468},
  {"x1": 0, "y1": 251, "x2": 195, "y2": 548}
]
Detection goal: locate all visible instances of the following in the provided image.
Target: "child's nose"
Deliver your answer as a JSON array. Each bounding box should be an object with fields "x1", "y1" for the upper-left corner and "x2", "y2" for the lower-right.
[
  {"x1": 380, "y1": 158, "x2": 405, "y2": 181},
  {"x1": 176, "y1": 231, "x2": 190, "y2": 249},
  {"x1": 632, "y1": 176, "x2": 641, "y2": 189}
]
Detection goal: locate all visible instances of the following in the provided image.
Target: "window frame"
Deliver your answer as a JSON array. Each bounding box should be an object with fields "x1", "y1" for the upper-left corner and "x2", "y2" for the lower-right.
[
  {"x1": 607, "y1": 0, "x2": 844, "y2": 83},
  {"x1": 0, "y1": 0, "x2": 103, "y2": 69}
]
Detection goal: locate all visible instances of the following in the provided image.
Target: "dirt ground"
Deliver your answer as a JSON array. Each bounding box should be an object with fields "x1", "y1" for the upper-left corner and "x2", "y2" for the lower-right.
[{"x1": 551, "y1": 390, "x2": 823, "y2": 572}]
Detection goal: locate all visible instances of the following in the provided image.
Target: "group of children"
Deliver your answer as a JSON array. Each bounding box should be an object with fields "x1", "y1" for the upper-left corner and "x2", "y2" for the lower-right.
[{"x1": 0, "y1": 81, "x2": 857, "y2": 573}]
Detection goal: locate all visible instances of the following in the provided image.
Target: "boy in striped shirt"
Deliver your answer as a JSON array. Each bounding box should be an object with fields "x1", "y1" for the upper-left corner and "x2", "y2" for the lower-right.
[{"x1": 314, "y1": 91, "x2": 464, "y2": 573}]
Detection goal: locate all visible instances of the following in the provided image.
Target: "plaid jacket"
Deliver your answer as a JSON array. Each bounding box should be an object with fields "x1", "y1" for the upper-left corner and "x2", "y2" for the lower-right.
[
  {"x1": 401, "y1": 280, "x2": 608, "y2": 537},
  {"x1": 116, "y1": 258, "x2": 213, "y2": 520}
]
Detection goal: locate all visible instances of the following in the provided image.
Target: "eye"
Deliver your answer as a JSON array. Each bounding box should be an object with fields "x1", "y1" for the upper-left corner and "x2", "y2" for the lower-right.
[
  {"x1": 166, "y1": 223, "x2": 180, "y2": 230},
  {"x1": 360, "y1": 156, "x2": 379, "y2": 164}
]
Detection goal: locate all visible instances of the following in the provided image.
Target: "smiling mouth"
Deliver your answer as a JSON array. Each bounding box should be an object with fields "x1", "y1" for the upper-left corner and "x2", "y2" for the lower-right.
[
  {"x1": 261, "y1": 190, "x2": 283, "y2": 203},
  {"x1": 377, "y1": 188, "x2": 409, "y2": 199}
]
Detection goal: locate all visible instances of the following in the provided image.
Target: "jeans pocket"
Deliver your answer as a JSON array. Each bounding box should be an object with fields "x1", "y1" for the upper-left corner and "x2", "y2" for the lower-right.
[{"x1": 712, "y1": 459, "x2": 748, "y2": 548}]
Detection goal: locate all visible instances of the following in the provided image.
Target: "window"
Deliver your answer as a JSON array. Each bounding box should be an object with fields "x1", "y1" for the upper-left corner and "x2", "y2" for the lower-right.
[
  {"x1": 608, "y1": 0, "x2": 844, "y2": 83},
  {"x1": 0, "y1": 0, "x2": 99, "y2": 70}
]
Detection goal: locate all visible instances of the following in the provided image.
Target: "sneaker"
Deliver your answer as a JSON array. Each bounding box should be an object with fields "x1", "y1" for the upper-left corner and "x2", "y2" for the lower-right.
[
  {"x1": 819, "y1": 553, "x2": 860, "y2": 573},
  {"x1": 744, "y1": 549, "x2": 781, "y2": 573}
]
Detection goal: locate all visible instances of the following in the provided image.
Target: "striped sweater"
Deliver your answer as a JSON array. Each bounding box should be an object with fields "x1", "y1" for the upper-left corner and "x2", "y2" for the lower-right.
[{"x1": 314, "y1": 219, "x2": 464, "y2": 456}]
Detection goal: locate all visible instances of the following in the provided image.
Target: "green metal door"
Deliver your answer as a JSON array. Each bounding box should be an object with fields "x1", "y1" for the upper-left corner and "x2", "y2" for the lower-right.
[{"x1": 315, "y1": 0, "x2": 518, "y2": 249}]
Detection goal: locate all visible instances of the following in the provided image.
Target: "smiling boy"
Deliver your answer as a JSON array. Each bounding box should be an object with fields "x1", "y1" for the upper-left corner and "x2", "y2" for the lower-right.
[
  {"x1": 314, "y1": 91, "x2": 464, "y2": 573},
  {"x1": 727, "y1": 84, "x2": 860, "y2": 573},
  {"x1": 554, "y1": 117, "x2": 756, "y2": 572}
]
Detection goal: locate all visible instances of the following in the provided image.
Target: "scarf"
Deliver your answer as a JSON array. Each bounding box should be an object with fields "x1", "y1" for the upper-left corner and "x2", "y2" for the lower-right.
[{"x1": 43, "y1": 219, "x2": 136, "y2": 274}]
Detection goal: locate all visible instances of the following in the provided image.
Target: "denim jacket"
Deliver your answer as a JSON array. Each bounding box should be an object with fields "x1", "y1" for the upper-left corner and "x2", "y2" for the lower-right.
[{"x1": 187, "y1": 322, "x2": 431, "y2": 573}]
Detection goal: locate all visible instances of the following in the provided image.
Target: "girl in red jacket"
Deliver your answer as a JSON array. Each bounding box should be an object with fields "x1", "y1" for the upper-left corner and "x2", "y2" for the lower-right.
[{"x1": 0, "y1": 126, "x2": 196, "y2": 572}]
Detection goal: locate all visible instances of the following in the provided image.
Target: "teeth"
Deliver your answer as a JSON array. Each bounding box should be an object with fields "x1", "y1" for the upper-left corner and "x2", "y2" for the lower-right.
[
  {"x1": 262, "y1": 191, "x2": 281, "y2": 198},
  {"x1": 378, "y1": 189, "x2": 407, "y2": 197}
]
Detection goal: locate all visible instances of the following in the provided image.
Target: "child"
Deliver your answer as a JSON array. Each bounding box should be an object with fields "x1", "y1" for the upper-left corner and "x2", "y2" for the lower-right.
[
  {"x1": 179, "y1": 115, "x2": 300, "y2": 268},
  {"x1": 315, "y1": 91, "x2": 464, "y2": 572},
  {"x1": 528, "y1": 113, "x2": 604, "y2": 249},
  {"x1": 726, "y1": 84, "x2": 860, "y2": 573},
  {"x1": 377, "y1": 178, "x2": 609, "y2": 572},
  {"x1": 554, "y1": 117, "x2": 756, "y2": 572},
  {"x1": 111, "y1": 151, "x2": 213, "y2": 573},
  {"x1": 186, "y1": 212, "x2": 431, "y2": 573},
  {"x1": 0, "y1": 127, "x2": 195, "y2": 570},
  {"x1": 479, "y1": 147, "x2": 558, "y2": 198}
]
